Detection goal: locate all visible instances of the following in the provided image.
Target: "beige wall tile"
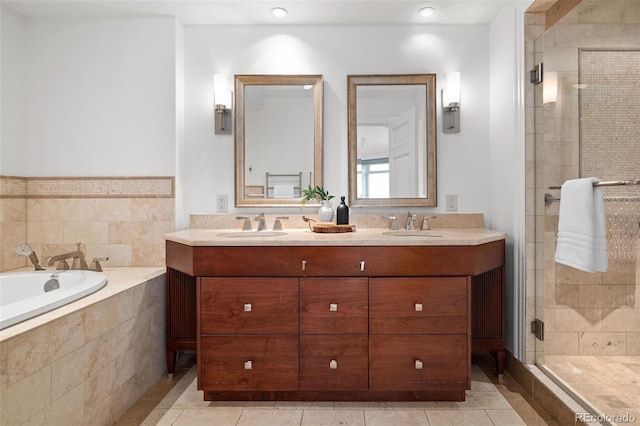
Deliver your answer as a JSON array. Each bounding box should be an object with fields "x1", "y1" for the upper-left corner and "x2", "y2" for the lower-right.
[
  {"x1": 545, "y1": 332, "x2": 579, "y2": 355},
  {"x1": 64, "y1": 221, "x2": 109, "y2": 244},
  {"x1": 84, "y1": 292, "x2": 134, "y2": 341},
  {"x1": 86, "y1": 244, "x2": 132, "y2": 267},
  {"x1": 579, "y1": 332, "x2": 627, "y2": 356},
  {"x1": 84, "y1": 366, "x2": 115, "y2": 416},
  {"x1": 109, "y1": 221, "x2": 153, "y2": 244},
  {"x1": 27, "y1": 198, "x2": 86, "y2": 222},
  {"x1": 26, "y1": 221, "x2": 64, "y2": 245},
  {"x1": 131, "y1": 199, "x2": 175, "y2": 221},
  {"x1": 602, "y1": 309, "x2": 640, "y2": 332},
  {"x1": 554, "y1": 308, "x2": 602, "y2": 332},
  {"x1": 85, "y1": 198, "x2": 132, "y2": 221},
  {"x1": 0, "y1": 365, "x2": 51, "y2": 424},
  {"x1": 7, "y1": 310, "x2": 84, "y2": 386},
  {"x1": 132, "y1": 243, "x2": 165, "y2": 267},
  {"x1": 42, "y1": 383, "x2": 85, "y2": 425},
  {"x1": 0, "y1": 341, "x2": 6, "y2": 391}
]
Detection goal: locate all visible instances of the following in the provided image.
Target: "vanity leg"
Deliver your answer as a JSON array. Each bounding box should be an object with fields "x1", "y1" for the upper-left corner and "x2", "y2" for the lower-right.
[
  {"x1": 167, "y1": 350, "x2": 177, "y2": 377},
  {"x1": 493, "y1": 350, "x2": 505, "y2": 375}
]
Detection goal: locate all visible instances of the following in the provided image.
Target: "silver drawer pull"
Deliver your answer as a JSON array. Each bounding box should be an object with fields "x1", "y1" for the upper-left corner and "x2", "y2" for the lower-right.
[
  {"x1": 414, "y1": 303, "x2": 423, "y2": 312},
  {"x1": 244, "y1": 303, "x2": 252, "y2": 312},
  {"x1": 415, "y1": 360, "x2": 423, "y2": 370},
  {"x1": 360, "y1": 260, "x2": 365, "y2": 271},
  {"x1": 329, "y1": 303, "x2": 338, "y2": 312},
  {"x1": 302, "y1": 260, "x2": 307, "y2": 271},
  {"x1": 244, "y1": 360, "x2": 253, "y2": 370},
  {"x1": 330, "y1": 359, "x2": 338, "y2": 369}
]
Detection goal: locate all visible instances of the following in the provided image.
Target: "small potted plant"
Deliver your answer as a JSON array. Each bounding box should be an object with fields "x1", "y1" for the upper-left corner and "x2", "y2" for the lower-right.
[{"x1": 301, "y1": 185, "x2": 335, "y2": 222}]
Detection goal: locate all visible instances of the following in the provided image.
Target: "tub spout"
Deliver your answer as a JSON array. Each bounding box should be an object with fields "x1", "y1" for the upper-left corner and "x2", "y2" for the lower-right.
[{"x1": 46, "y1": 243, "x2": 89, "y2": 270}]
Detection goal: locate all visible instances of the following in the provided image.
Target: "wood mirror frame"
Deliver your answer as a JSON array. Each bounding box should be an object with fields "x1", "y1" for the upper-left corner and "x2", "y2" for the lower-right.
[
  {"x1": 235, "y1": 74, "x2": 323, "y2": 207},
  {"x1": 347, "y1": 74, "x2": 437, "y2": 207}
]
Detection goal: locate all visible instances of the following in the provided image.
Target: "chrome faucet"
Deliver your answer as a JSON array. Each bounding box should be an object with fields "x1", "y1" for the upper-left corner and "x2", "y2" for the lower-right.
[
  {"x1": 384, "y1": 215, "x2": 399, "y2": 230},
  {"x1": 405, "y1": 212, "x2": 416, "y2": 230},
  {"x1": 255, "y1": 213, "x2": 267, "y2": 231},
  {"x1": 46, "y1": 242, "x2": 89, "y2": 270}
]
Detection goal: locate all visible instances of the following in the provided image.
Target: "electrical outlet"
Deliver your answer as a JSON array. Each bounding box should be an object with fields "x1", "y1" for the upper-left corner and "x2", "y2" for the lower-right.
[
  {"x1": 446, "y1": 194, "x2": 458, "y2": 212},
  {"x1": 216, "y1": 194, "x2": 228, "y2": 213}
]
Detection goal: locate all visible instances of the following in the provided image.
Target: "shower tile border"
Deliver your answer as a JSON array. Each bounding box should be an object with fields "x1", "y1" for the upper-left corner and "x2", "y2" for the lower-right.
[{"x1": 0, "y1": 176, "x2": 174, "y2": 199}]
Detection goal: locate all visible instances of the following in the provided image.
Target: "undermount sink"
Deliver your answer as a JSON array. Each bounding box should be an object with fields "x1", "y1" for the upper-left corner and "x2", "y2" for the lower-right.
[
  {"x1": 220, "y1": 231, "x2": 287, "y2": 238},
  {"x1": 382, "y1": 230, "x2": 443, "y2": 237}
]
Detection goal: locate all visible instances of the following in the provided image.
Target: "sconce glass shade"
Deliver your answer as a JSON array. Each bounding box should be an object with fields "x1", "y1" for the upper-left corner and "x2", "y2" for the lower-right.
[
  {"x1": 214, "y1": 73, "x2": 232, "y2": 108},
  {"x1": 543, "y1": 71, "x2": 558, "y2": 104},
  {"x1": 443, "y1": 71, "x2": 461, "y2": 106},
  {"x1": 442, "y1": 71, "x2": 461, "y2": 133},
  {"x1": 214, "y1": 73, "x2": 232, "y2": 134}
]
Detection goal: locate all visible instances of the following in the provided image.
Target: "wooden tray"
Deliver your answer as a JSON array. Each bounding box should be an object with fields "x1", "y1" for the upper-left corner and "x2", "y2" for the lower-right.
[{"x1": 312, "y1": 223, "x2": 356, "y2": 233}]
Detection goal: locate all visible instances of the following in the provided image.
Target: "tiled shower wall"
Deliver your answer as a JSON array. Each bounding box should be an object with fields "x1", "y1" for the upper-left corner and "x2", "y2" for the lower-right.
[
  {"x1": 537, "y1": 1, "x2": 640, "y2": 357},
  {"x1": 0, "y1": 176, "x2": 175, "y2": 272}
]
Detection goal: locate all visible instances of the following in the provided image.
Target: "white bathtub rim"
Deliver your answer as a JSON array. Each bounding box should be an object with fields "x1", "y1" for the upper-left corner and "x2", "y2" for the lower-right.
[
  {"x1": 0, "y1": 267, "x2": 165, "y2": 341},
  {"x1": 0, "y1": 270, "x2": 107, "y2": 330}
]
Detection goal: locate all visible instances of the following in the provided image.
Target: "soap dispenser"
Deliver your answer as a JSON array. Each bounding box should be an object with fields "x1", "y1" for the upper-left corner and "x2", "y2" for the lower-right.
[{"x1": 336, "y1": 196, "x2": 349, "y2": 225}]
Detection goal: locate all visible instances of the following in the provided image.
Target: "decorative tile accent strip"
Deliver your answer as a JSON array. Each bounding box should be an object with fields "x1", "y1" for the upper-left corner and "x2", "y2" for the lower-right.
[
  {"x1": 580, "y1": 49, "x2": 640, "y2": 199},
  {"x1": 0, "y1": 176, "x2": 28, "y2": 198},
  {"x1": 26, "y1": 176, "x2": 174, "y2": 198}
]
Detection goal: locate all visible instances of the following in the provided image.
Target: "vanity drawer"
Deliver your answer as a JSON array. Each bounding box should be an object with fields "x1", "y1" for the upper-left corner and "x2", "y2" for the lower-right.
[
  {"x1": 200, "y1": 335, "x2": 298, "y2": 391},
  {"x1": 300, "y1": 277, "x2": 368, "y2": 334},
  {"x1": 369, "y1": 277, "x2": 468, "y2": 334},
  {"x1": 200, "y1": 277, "x2": 298, "y2": 335},
  {"x1": 369, "y1": 335, "x2": 467, "y2": 391},
  {"x1": 299, "y1": 335, "x2": 368, "y2": 391}
]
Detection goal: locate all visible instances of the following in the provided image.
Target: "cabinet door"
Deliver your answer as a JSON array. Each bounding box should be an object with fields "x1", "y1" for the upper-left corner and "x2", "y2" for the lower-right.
[
  {"x1": 369, "y1": 277, "x2": 468, "y2": 334},
  {"x1": 200, "y1": 277, "x2": 298, "y2": 334},
  {"x1": 369, "y1": 335, "x2": 467, "y2": 391},
  {"x1": 299, "y1": 335, "x2": 368, "y2": 391},
  {"x1": 200, "y1": 336, "x2": 298, "y2": 391},
  {"x1": 300, "y1": 277, "x2": 368, "y2": 334}
]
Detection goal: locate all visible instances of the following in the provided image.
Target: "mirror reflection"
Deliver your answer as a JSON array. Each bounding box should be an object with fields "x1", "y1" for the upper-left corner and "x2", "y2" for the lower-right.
[
  {"x1": 235, "y1": 75, "x2": 323, "y2": 207},
  {"x1": 348, "y1": 75, "x2": 437, "y2": 207}
]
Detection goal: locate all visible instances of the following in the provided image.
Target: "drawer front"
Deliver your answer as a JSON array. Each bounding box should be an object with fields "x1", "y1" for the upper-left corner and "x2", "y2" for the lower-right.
[
  {"x1": 300, "y1": 278, "x2": 368, "y2": 334},
  {"x1": 369, "y1": 335, "x2": 467, "y2": 391},
  {"x1": 200, "y1": 336, "x2": 298, "y2": 391},
  {"x1": 299, "y1": 335, "x2": 368, "y2": 391},
  {"x1": 200, "y1": 277, "x2": 298, "y2": 334},
  {"x1": 369, "y1": 277, "x2": 468, "y2": 334}
]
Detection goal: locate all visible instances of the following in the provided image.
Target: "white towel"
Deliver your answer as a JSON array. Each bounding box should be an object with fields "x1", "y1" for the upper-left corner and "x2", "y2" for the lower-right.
[
  {"x1": 555, "y1": 177, "x2": 607, "y2": 273},
  {"x1": 272, "y1": 184, "x2": 294, "y2": 198}
]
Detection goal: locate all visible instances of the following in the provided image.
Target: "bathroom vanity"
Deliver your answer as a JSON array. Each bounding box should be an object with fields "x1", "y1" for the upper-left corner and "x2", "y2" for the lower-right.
[{"x1": 164, "y1": 227, "x2": 505, "y2": 401}]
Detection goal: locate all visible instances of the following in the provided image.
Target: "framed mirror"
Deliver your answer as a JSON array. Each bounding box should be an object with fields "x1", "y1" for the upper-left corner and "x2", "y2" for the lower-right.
[
  {"x1": 348, "y1": 74, "x2": 437, "y2": 207},
  {"x1": 235, "y1": 74, "x2": 323, "y2": 207}
]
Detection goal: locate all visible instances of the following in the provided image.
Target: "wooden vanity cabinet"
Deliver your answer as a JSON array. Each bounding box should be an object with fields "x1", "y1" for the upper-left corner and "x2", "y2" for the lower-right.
[
  {"x1": 166, "y1": 239, "x2": 505, "y2": 401},
  {"x1": 299, "y1": 278, "x2": 368, "y2": 391}
]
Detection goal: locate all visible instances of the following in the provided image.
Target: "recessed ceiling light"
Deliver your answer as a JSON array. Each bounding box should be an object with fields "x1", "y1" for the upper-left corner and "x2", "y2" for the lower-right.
[
  {"x1": 419, "y1": 7, "x2": 436, "y2": 17},
  {"x1": 271, "y1": 7, "x2": 288, "y2": 18}
]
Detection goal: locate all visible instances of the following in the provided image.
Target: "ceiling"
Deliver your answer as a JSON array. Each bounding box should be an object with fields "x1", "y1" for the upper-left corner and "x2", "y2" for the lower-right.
[{"x1": 3, "y1": 0, "x2": 540, "y2": 25}]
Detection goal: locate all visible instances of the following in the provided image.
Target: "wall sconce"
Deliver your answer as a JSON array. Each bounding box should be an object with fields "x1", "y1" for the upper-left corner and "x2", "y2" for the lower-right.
[
  {"x1": 214, "y1": 73, "x2": 232, "y2": 134},
  {"x1": 442, "y1": 71, "x2": 461, "y2": 133}
]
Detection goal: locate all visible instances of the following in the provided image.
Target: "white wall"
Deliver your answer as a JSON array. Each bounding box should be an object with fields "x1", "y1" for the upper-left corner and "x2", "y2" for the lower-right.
[
  {"x1": 1, "y1": 6, "x2": 26, "y2": 175},
  {"x1": 183, "y1": 24, "x2": 492, "y2": 216},
  {"x1": 21, "y1": 17, "x2": 177, "y2": 177}
]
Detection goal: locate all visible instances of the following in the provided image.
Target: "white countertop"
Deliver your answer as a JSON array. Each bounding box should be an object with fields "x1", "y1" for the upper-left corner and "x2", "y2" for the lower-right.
[{"x1": 165, "y1": 227, "x2": 506, "y2": 247}]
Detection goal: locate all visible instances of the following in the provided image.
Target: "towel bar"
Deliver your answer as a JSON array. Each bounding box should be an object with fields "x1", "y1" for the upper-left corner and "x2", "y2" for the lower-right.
[{"x1": 545, "y1": 178, "x2": 640, "y2": 204}]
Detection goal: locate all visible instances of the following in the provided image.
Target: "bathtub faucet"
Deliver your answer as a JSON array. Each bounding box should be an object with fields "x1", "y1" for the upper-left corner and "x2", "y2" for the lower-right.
[{"x1": 46, "y1": 243, "x2": 89, "y2": 271}]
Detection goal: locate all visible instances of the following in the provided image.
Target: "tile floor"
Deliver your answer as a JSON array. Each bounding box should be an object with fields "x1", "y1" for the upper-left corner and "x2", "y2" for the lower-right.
[
  {"x1": 115, "y1": 352, "x2": 558, "y2": 425},
  {"x1": 545, "y1": 355, "x2": 640, "y2": 422}
]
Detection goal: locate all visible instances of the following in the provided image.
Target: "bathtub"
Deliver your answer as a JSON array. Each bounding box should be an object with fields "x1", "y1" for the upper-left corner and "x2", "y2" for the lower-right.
[{"x1": 0, "y1": 270, "x2": 107, "y2": 330}]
